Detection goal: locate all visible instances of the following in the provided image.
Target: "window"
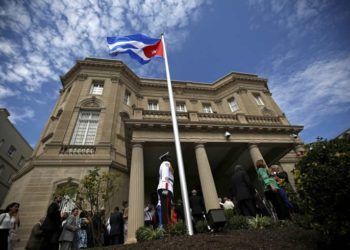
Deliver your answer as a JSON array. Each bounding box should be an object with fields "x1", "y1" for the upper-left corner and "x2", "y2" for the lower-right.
[
  {"x1": 56, "y1": 109, "x2": 63, "y2": 118},
  {"x1": 176, "y1": 103, "x2": 187, "y2": 112},
  {"x1": 7, "y1": 145, "x2": 16, "y2": 157},
  {"x1": 90, "y1": 81, "x2": 104, "y2": 95},
  {"x1": 228, "y1": 98, "x2": 239, "y2": 112},
  {"x1": 8, "y1": 174, "x2": 13, "y2": 184},
  {"x1": 202, "y1": 103, "x2": 213, "y2": 113},
  {"x1": 148, "y1": 100, "x2": 159, "y2": 110},
  {"x1": 71, "y1": 111, "x2": 100, "y2": 145},
  {"x1": 253, "y1": 94, "x2": 264, "y2": 106},
  {"x1": 124, "y1": 91, "x2": 131, "y2": 105},
  {"x1": 18, "y1": 156, "x2": 25, "y2": 167}
]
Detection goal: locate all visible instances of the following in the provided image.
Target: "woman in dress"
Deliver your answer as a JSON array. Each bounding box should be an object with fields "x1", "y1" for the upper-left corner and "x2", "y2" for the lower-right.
[{"x1": 77, "y1": 211, "x2": 90, "y2": 249}]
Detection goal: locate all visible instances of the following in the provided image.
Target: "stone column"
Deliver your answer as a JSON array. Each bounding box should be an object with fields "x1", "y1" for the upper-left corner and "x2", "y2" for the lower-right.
[
  {"x1": 126, "y1": 143, "x2": 144, "y2": 244},
  {"x1": 248, "y1": 144, "x2": 265, "y2": 168},
  {"x1": 195, "y1": 143, "x2": 220, "y2": 212}
]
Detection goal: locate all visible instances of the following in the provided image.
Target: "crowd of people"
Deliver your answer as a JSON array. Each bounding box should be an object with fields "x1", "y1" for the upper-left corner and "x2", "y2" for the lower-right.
[{"x1": 0, "y1": 155, "x2": 295, "y2": 249}]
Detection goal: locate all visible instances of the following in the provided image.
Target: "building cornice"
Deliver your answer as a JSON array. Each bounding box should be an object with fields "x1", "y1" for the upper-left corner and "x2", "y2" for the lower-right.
[{"x1": 60, "y1": 58, "x2": 269, "y2": 92}]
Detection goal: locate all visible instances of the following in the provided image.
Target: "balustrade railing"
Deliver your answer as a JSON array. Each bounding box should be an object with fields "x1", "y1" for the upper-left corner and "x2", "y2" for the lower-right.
[
  {"x1": 60, "y1": 145, "x2": 96, "y2": 155},
  {"x1": 137, "y1": 110, "x2": 282, "y2": 125},
  {"x1": 143, "y1": 110, "x2": 188, "y2": 121},
  {"x1": 245, "y1": 115, "x2": 281, "y2": 125},
  {"x1": 198, "y1": 113, "x2": 238, "y2": 123}
]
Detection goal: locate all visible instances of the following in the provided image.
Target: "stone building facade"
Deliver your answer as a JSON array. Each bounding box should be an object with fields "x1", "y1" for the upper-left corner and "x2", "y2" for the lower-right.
[
  {"x1": 3, "y1": 58, "x2": 304, "y2": 247},
  {"x1": 0, "y1": 108, "x2": 33, "y2": 206}
]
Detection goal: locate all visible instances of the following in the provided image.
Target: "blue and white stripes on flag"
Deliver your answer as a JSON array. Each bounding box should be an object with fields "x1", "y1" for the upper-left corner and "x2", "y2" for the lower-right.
[{"x1": 107, "y1": 34, "x2": 164, "y2": 64}]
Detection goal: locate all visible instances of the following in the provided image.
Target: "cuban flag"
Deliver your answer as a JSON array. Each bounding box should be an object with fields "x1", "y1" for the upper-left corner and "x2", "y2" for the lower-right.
[{"x1": 107, "y1": 34, "x2": 164, "y2": 64}]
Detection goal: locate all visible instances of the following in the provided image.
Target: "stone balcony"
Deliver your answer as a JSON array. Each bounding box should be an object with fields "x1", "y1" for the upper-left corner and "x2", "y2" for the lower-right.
[
  {"x1": 59, "y1": 145, "x2": 96, "y2": 155},
  {"x1": 132, "y1": 108, "x2": 287, "y2": 126}
]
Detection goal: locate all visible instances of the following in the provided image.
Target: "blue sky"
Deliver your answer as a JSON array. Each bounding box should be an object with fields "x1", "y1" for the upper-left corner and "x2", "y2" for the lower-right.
[{"x1": 0, "y1": 0, "x2": 349, "y2": 147}]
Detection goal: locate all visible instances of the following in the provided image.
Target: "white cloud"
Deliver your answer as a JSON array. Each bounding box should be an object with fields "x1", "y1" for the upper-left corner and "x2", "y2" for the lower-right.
[
  {"x1": 0, "y1": 85, "x2": 19, "y2": 99},
  {"x1": 0, "y1": 0, "x2": 208, "y2": 93},
  {"x1": 270, "y1": 54, "x2": 350, "y2": 129},
  {"x1": 8, "y1": 107, "x2": 35, "y2": 124}
]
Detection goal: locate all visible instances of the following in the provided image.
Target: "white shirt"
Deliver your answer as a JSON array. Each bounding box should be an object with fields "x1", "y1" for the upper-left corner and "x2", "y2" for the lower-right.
[
  {"x1": 0, "y1": 213, "x2": 11, "y2": 229},
  {"x1": 157, "y1": 161, "x2": 174, "y2": 194},
  {"x1": 223, "y1": 200, "x2": 235, "y2": 210}
]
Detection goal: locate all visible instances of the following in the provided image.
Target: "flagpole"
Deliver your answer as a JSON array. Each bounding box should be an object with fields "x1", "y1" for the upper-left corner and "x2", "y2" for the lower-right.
[{"x1": 161, "y1": 33, "x2": 194, "y2": 236}]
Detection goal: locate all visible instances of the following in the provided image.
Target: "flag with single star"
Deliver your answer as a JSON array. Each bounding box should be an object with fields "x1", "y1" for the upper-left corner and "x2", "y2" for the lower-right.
[{"x1": 107, "y1": 34, "x2": 164, "y2": 64}]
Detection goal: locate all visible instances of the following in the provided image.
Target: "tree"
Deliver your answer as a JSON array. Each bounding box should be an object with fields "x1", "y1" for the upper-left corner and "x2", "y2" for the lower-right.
[
  {"x1": 79, "y1": 167, "x2": 121, "y2": 246},
  {"x1": 295, "y1": 138, "x2": 350, "y2": 247}
]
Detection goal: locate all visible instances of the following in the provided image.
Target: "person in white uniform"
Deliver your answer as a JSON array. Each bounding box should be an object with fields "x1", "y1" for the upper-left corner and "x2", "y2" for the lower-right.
[{"x1": 156, "y1": 152, "x2": 174, "y2": 228}]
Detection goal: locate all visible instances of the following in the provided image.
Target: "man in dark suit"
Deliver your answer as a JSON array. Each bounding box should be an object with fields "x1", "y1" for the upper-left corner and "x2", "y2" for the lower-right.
[
  {"x1": 109, "y1": 206, "x2": 124, "y2": 245},
  {"x1": 40, "y1": 196, "x2": 62, "y2": 250},
  {"x1": 231, "y1": 165, "x2": 256, "y2": 217},
  {"x1": 189, "y1": 189, "x2": 204, "y2": 225}
]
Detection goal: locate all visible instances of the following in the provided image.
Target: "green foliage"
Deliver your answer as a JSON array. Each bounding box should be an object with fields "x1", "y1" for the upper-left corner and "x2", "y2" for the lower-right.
[
  {"x1": 247, "y1": 215, "x2": 273, "y2": 229},
  {"x1": 195, "y1": 220, "x2": 208, "y2": 233},
  {"x1": 53, "y1": 180, "x2": 78, "y2": 199},
  {"x1": 224, "y1": 208, "x2": 237, "y2": 220},
  {"x1": 79, "y1": 167, "x2": 120, "y2": 213},
  {"x1": 167, "y1": 220, "x2": 187, "y2": 236},
  {"x1": 226, "y1": 215, "x2": 248, "y2": 230},
  {"x1": 136, "y1": 226, "x2": 165, "y2": 242},
  {"x1": 291, "y1": 214, "x2": 313, "y2": 229},
  {"x1": 295, "y1": 138, "x2": 350, "y2": 246}
]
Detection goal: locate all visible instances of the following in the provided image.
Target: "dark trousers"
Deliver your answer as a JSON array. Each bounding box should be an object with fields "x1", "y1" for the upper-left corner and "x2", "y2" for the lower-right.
[
  {"x1": 0, "y1": 229, "x2": 9, "y2": 250},
  {"x1": 40, "y1": 231, "x2": 59, "y2": 250},
  {"x1": 109, "y1": 234, "x2": 121, "y2": 245},
  {"x1": 237, "y1": 199, "x2": 257, "y2": 217},
  {"x1": 265, "y1": 190, "x2": 290, "y2": 220},
  {"x1": 157, "y1": 189, "x2": 172, "y2": 226}
]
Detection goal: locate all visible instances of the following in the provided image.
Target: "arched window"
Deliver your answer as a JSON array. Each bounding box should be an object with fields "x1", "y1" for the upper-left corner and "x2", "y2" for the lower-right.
[{"x1": 54, "y1": 181, "x2": 79, "y2": 213}]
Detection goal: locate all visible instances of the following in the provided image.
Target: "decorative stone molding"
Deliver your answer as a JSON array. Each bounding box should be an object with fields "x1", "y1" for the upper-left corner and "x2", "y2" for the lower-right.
[
  {"x1": 237, "y1": 87, "x2": 247, "y2": 94},
  {"x1": 111, "y1": 77, "x2": 120, "y2": 83},
  {"x1": 79, "y1": 96, "x2": 103, "y2": 109},
  {"x1": 136, "y1": 94, "x2": 143, "y2": 100},
  {"x1": 175, "y1": 88, "x2": 184, "y2": 95},
  {"x1": 190, "y1": 99, "x2": 198, "y2": 104},
  {"x1": 77, "y1": 74, "x2": 88, "y2": 81},
  {"x1": 261, "y1": 107, "x2": 275, "y2": 117}
]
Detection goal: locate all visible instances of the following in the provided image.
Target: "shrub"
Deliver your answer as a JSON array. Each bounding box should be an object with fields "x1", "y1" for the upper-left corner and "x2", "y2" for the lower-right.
[
  {"x1": 136, "y1": 226, "x2": 164, "y2": 242},
  {"x1": 226, "y1": 215, "x2": 248, "y2": 230},
  {"x1": 247, "y1": 215, "x2": 273, "y2": 229},
  {"x1": 167, "y1": 220, "x2": 187, "y2": 236},
  {"x1": 291, "y1": 213, "x2": 313, "y2": 229},
  {"x1": 295, "y1": 138, "x2": 350, "y2": 247},
  {"x1": 195, "y1": 220, "x2": 208, "y2": 233},
  {"x1": 224, "y1": 208, "x2": 237, "y2": 220}
]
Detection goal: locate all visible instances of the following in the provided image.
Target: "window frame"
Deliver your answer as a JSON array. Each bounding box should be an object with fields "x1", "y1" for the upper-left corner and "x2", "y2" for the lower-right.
[
  {"x1": 90, "y1": 81, "x2": 104, "y2": 95},
  {"x1": 202, "y1": 103, "x2": 213, "y2": 113},
  {"x1": 228, "y1": 98, "x2": 239, "y2": 112},
  {"x1": 148, "y1": 100, "x2": 159, "y2": 111},
  {"x1": 7, "y1": 145, "x2": 16, "y2": 157},
  {"x1": 253, "y1": 93, "x2": 265, "y2": 106},
  {"x1": 18, "y1": 156, "x2": 25, "y2": 167},
  {"x1": 176, "y1": 102, "x2": 187, "y2": 112},
  {"x1": 124, "y1": 90, "x2": 131, "y2": 106},
  {"x1": 70, "y1": 110, "x2": 100, "y2": 145}
]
